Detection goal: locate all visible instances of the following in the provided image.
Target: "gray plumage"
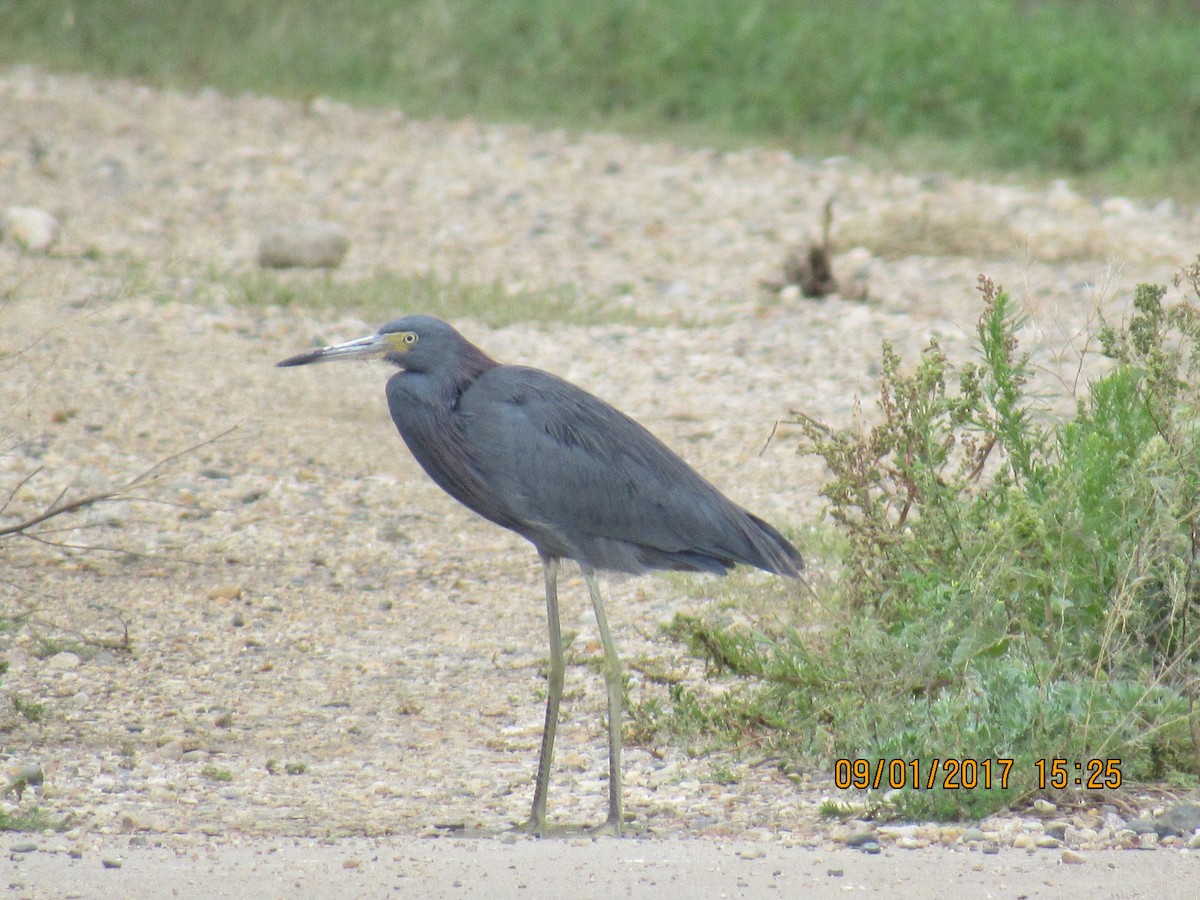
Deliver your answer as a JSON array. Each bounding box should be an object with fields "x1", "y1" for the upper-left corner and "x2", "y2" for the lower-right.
[{"x1": 279, "y1": 314, "x2": 802, "y2": 835}]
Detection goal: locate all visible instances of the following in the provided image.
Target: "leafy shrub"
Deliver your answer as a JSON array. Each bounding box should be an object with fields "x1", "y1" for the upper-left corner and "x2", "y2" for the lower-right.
[{"x1": 667, "y1": 262, "x2": 1200, "y2": 818}]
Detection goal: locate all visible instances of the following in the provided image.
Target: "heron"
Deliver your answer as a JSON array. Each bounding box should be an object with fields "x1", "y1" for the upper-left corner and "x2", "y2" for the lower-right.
[{"x1": 278, "y1": 315, "x2": 803, "y2": 836}]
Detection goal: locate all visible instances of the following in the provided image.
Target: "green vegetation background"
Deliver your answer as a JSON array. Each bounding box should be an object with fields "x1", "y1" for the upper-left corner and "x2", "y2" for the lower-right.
[{"x1": 4, "y1": 0, "x2": 1200, "y2": 196}]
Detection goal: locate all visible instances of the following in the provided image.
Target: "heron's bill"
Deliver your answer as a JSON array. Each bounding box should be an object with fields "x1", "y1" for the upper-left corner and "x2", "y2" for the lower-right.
[{"x1": 276, "y1": 333, "x2": 392, "y2": 367}]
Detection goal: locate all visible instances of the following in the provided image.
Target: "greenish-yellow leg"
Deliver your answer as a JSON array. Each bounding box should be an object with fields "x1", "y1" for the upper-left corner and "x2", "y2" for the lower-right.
[
  {"x1": 519, "y1": 558, "x2": 623, "y2": 837},
  {"x1": 583, "y1": 568, "x2": 623, "y2": 835},
  {"x1": 525, "y1": 554, "x2": 564, "y2": 835}
]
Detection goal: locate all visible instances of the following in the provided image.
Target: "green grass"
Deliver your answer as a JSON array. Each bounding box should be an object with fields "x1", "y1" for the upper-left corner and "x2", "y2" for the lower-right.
[
  {"x1": 641, "y1": 263, "x2": 1200, "y2": 819},
  {"x1": 0, "y1": 807, "x2": 65, "y2": 833},
  {"x1": 232, "y1": 269, "x2": 646, "y2": 329},
  {"x1": 3, "y1": 1, "x2": 1200, "y2": 195},
  {"x1": 10, "y1": 696, "x2": 46, "y2": 723}
]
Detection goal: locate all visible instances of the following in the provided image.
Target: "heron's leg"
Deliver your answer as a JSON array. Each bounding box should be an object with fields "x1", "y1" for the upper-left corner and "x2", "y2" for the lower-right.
[
  {"x1": 525, "y1": 553, "x2": 564, "y2": 835},
  {"x1": 583, "y1": 568, "x2": 623, "y2": 835}
]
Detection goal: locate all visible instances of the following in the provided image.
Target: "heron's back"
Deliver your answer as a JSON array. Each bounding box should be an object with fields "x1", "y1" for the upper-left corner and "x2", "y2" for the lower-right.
[{"x1": 455, "y1": 367, "x2": 803, "y2": 577}]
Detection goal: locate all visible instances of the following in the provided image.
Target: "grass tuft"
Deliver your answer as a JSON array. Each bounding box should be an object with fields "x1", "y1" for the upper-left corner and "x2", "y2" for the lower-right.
[{"x1": 0, "y1": 807, "x2": 66, "y2": 833}]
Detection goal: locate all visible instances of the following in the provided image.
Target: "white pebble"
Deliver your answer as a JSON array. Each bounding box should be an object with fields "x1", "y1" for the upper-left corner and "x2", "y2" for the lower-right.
[{"x1": 3, "y1": 206, "x2": 59, "y2": 252}]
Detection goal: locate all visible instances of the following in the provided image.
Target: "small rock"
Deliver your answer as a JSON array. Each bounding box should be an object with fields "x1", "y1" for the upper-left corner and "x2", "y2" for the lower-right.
[
  {"x1": 843, "y1": 829, "x2": 876, "y2": 848},
  {"x1": 838, "y1": 246, "x2": 873, "y2": 280},
  {"x1": 46, "y1": 651, "x2": 81, "y2": 670},
  {"x1": 258, "y1": 221, "x2": 348, "y2": 268},
  {"x1": 1186, "y1": 831, "x2": 1200, "y2": 850},
  {"x1": 101, "y1": 856, "x2": 123, "y2": 869},
  {"x1": 960, "y1": 827, "x2": 987, "y2": 844},
  {"x1": 1044, "y1": 821, "x2": 1069, "y2": 841},
  {"x1": 1134, "y1": 832, "x2": 1160, "y2": 850},
  {"x1": 1073, "y1": 826, "x2": 1098, "y2": 844},
  {"x1": 10, "y1": 842, "x2": 38, "y2": 854},
  {"x1": 1114, "y1": 829, "x2": 1139, "y2": 848},
  {"x1": 1033, "y1": 798, "x2": 1057, "y2": 814},
  {"x1": 1061, "y1": 848, "x2": 1087, "y2": 865},
  {"x1": 1036, "y1": 835, "x2": 1061, "y2": 848},
  {"x1": 1103, "y1": 811, "x2": 1127, "y2": 832},
  {"x1": 5, "y1": 764, "x2": 43, "y2": 800},
  {"x1": 13, "y1": 764, "x2": 45, "y2": 787},
  {"x1": 1128, "y1": 818, "x2": 1159, "y2": 836},
  {"x1": 916, "y1": 824, "x2": 942, "y2": 842},
  {"x1": 981, "y1": 843, "x2": 1000, "y2": 854},
  {"x1": 877, "y1": 824, "x2": 918, "y2": 840},
  {"x1": 3, "y1": 206, "x2": 59, "y2": 252},
  {"x1": 896, "y1": 836, "x2": 929, "y2": 849},
  {"x1": 860, "y1": 840, "x2": 882, "y2": 854},
  {"x1": 1153, "y1": 802, "x2": 1200, "y2": 838},
  {"x1": 826, "y1": 867, "x2": 843, "y2": 878}
]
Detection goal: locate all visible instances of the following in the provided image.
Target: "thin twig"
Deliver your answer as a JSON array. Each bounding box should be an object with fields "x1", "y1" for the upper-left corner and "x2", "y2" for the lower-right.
[
  {"x1": 0, "y1": 425, "x2": 239, "y2": 539},
  {"x1": 0, "y1": 465, "x2": 43, "y2": 517},
  {"x1": 11, "y1": 531, "x2": 210, "y2": 565},
  {"x1": 758, "y1": 420, "x2": 780, "y2": 457}
]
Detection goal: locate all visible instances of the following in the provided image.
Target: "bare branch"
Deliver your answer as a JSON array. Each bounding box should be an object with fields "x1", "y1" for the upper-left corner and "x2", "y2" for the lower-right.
[
  {"x1": 0, "y1": 425, "x2": 239, "y2": 540},
  {"x1": 10, "y1": 530, "x2": 208, "y2": 564}
]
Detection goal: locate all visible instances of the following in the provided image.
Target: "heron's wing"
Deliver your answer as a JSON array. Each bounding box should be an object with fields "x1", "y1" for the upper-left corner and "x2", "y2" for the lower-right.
[{"x1": 459, "y1": 367, "x2": 800, "y2": 576}]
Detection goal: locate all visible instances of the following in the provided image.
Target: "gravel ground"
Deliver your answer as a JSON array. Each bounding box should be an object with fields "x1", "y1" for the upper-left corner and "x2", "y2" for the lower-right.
[{"x1": 2, "y1": 67, "x2": 1200, "y2": 896}]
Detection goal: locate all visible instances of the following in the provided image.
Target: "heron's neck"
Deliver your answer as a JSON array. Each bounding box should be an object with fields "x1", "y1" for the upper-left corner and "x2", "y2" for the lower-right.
[
  {"x1": 398, "y1": 346, "x2": 499, "y2": 410},
  {"x1": 455, "y1": 344, "x2": 500, "y2": 387}
]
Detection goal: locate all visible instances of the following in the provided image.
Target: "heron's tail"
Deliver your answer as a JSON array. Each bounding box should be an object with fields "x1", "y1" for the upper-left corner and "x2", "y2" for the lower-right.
[{"x1": 742, "y1": 512, "x2": 804, "y2": 577}]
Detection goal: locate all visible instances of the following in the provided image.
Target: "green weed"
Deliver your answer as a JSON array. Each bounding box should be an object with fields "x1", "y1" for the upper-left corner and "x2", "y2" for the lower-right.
[
  {"x1": 666, "y1": 264, "x2": 1200, "y2": 818},
  {"x1": 0, "y1": 807, "x2": 65, "y2": 832},
  {"x1": 10, "y1": 696, "x2": 46, "y2": 723}
]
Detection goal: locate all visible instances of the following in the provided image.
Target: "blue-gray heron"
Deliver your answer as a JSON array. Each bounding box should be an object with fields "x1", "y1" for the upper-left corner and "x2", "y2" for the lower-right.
[{"x1": 279, "y1": 316, "x2": 802, "y2": 835}]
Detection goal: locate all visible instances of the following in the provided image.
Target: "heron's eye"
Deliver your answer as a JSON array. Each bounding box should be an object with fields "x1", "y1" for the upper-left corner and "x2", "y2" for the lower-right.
[{"x1": 403, "y1": 332, "x2": 417, "y2": 345}]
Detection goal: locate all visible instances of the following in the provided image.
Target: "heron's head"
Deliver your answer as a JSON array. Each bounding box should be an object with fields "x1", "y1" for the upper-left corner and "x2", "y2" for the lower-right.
[{"x1": 276, "y1": 315, "x2": 496, "y2": 378}]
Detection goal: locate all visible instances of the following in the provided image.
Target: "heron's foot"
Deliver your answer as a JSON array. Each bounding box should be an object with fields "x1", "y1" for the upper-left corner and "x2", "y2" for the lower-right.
[
  {"x1": 586, "y1": 816, "x2": 622, "y2": 838},
  {"x1": 510, "y1": 817, "x2": 623, "y2": 838},
  {"x1": 511, "y1": 817, "x2": 546, "y2": 837}
]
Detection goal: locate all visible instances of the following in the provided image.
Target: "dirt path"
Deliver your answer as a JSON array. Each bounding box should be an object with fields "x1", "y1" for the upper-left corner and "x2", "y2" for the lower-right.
[{"x1": 2, "y1": 67, "x2": 1199, "y2": 896}]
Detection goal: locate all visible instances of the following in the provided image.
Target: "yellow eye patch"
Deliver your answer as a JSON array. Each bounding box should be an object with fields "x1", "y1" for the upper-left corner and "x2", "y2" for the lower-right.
[{"x1": 385, "y1": 331, "x2": 418, "y2": 352}]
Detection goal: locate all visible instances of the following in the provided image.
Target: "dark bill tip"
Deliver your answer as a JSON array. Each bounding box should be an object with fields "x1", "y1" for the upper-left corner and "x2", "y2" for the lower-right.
[{"x1": 276, "y1": 349, "x2": 326, "y2": 367}]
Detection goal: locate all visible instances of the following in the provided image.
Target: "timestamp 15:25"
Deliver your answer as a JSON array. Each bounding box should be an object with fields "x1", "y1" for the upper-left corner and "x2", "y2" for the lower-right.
[{"x1": 1035, "y1": 758, "x2": 1122, "y2": 790}]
